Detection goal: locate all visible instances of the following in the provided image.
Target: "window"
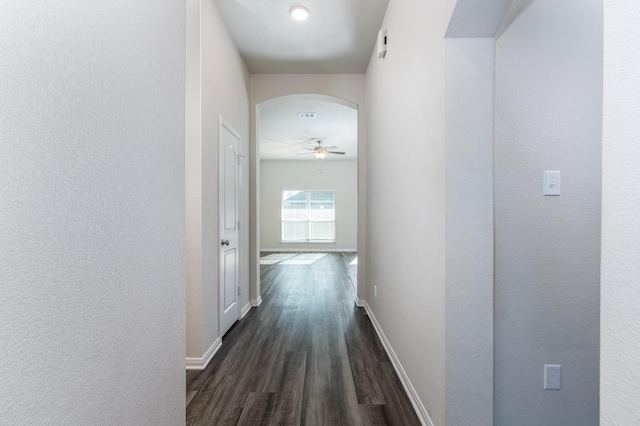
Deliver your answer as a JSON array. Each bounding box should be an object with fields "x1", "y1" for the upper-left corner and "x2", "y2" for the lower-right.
[{"x1": 282, "y1": 190, "x2": 335, "y2": 241}]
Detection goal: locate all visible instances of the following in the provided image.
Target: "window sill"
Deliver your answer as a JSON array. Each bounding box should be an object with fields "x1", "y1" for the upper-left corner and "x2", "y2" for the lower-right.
[{"x1": 281, "y1": 240, "x2": 336, "y2": 244}]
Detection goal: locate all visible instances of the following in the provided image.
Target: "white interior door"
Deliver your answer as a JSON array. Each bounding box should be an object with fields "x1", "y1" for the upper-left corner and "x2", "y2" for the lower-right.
[{"x1": 219, "y1": 118, "x2": 240, "y2": 337}]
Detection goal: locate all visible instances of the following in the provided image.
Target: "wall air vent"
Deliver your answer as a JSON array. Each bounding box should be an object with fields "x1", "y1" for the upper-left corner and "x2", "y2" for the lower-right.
[{"x1": 298, "y1": 112, "x2": 316, "y2": 119}]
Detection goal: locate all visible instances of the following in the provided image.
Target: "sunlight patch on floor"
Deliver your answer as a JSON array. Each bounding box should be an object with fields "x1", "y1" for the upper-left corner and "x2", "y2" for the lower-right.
[
  {"x1": 292, "y1": 253, "x2": 327, "y2": 260},
  {"x1": 259, "y1": 259, "x2": 282, "y2": 265},
  {"x1": 279, "y1": 259, "x2": 317, "y2": 265},
  {"x1": 260, "y1": 253, "x2": 296, "y2": 264}
]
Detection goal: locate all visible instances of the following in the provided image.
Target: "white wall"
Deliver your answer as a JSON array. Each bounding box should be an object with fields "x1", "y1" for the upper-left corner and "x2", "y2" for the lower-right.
[
  {"x1": 444, "y1": 38, "x2": 495, "y2": 426},
  {"x1": 0, "y1": 1, "x2": 185, "y2": 424},
  {"x1": 250, "y1": 75, "x2": 367, "y2": 301},
  {"x1": 367, "y1": 1, "x2": 603, "y2": 425},
  {"x1": 260, "y1": 160, "x2": 357, "y2": 251},
  {"x1": 601, "y1": 1, "x2": 640, "y2": 423},
  {"x1": 493, "y1": 0, "x2": 602, "y2": 424},
  {"x1": 365, "y1": 0, "x2": 457, "y2": 424},
  {"x1": 186, "y1": 0, "x2": 250, "y2": 362}
]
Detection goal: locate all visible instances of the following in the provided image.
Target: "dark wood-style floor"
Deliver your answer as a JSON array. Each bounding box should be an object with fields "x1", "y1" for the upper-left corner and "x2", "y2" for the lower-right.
[{"x1": 186, "y1": 252, "x2": 420, "y2": 426}]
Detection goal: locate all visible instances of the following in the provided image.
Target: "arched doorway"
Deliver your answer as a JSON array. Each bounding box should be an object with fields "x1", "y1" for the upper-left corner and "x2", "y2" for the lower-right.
[{"x1": 251, "y1": 94, "x2": 360, "y2": 304}]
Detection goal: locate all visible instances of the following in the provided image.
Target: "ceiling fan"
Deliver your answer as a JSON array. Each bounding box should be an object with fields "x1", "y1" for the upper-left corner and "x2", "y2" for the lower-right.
[{"x1": 297, "y1": 140, "x2": 345, "y2": 159}]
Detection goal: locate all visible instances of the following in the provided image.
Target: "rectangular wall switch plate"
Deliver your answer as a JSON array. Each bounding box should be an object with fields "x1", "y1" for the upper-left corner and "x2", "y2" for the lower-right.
[
  {"x1": 544, "y1": 364, "x2": 561, "y2": 390},
  {"x1": 544, "y1": 171, "x2": 561, "y2": 196}
]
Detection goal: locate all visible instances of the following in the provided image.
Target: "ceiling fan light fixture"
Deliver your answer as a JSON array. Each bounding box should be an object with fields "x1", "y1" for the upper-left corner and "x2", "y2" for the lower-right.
[
  {"x1": 290, "y1": 6, "x2": 310, "y2": 21},
  {"x1": 314, "y1": 150, "x2": 327, "y2": 160}
]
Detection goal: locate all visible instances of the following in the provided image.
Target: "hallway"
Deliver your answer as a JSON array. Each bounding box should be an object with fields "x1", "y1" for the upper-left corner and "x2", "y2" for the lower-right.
[{"x1": 186, "y1": 252, "x2": 420, "y2": 425}]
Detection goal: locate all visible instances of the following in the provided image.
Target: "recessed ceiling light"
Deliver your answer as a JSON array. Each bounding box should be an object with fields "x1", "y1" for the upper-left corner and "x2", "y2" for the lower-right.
[{"x1": 289, "y1": 6, "x2": 310, "y2": 21}]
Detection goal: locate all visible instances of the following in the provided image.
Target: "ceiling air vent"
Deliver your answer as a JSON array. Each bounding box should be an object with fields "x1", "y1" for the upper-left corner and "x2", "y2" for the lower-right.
[{"x1": 298, "y1": 112, "x2": 316, "y2": 119}]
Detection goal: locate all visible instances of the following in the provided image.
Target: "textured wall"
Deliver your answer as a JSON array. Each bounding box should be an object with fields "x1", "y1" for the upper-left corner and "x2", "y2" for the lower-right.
[
  {"x1": 444, "y1": 38, "x2": 495, "y2": 426},
  {"x1": 601, "y1": 1, "x2": 640, "y2": 424},
  {"x1": 0, "y1": 1, "x2": 185, "y2": 424},
  {"x1": 494, "y1": 0, "x2": 602, "y2": 424},
  {"x1": 365, "y1": 0, "x2": 457, "y2": 423},
  {"x1": 260, "y1": 160, "x2": 358, "y2": 251}
]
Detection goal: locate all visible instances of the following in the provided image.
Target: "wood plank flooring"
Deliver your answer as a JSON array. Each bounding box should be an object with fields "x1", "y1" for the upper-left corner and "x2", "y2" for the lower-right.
[{"x1": 186, "y1": 252, "x2": 420, "y2": 426}]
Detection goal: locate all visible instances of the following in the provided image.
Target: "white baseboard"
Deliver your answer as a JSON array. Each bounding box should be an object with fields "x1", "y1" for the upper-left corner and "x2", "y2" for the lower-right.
[
  {"x1": 251, "y1": 296, "x2": 262, "y2": 307},
  {"x1": 355, "y1": 298, "x2": 365, "y2": 308},
  {"x1": 364, "y1": 301, "x2": 434, "y2": 426},
  {"x1": 185, "y1": 337, "x2": 221, "y2": 370},
  {"x1": 240, "y1": 301, "x2": 252, "y2": 319}
]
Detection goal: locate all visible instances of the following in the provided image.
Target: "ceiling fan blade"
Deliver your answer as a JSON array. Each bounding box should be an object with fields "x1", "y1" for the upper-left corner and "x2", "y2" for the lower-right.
[
  {"x1": 292, "y1": 137, "x2": 318, "y2": 146},
  {"x1": 323, "y1": 145, "x2": 339, "y2": 150},
  {"x1": 301, "y1": 146, "x2": 315, "y2": 151},
  {"x1": 327, "y1": 151, "x2": 346, "y2": 155},
  {"x1": 296, "y1": 152, "x2": 315, "y2": 155}
]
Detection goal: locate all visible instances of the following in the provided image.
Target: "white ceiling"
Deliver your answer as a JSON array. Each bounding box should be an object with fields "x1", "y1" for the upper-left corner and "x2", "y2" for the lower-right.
[
  {"x1": 213, "y1": 0, "x2": 387, "y2": 160},
  {"x1": 260, "y1": 97, "x2": 358, "y2": 161},
  {"x1": 213, "y1": 0, "x2": 389, "y2": 74}
]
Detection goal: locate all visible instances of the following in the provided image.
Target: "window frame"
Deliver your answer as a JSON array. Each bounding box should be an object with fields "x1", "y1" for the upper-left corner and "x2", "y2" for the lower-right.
[{"x1": 281, "y1": 190, "x2": 336, "y2": 243}]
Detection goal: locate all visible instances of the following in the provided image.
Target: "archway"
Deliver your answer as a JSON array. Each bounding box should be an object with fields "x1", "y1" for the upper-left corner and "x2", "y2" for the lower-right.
[{"x1": 251, "y1": 93, "x2": 360, "y2": 305}]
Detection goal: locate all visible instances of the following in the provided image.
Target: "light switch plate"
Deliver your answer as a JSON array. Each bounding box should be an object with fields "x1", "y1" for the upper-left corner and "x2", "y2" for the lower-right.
[
  {"x1": 544, "y1": 171, "x2": 561, "y2": 196},
  {"x1": 544, "y1": 364, "x2": 561, "y2": 390}
]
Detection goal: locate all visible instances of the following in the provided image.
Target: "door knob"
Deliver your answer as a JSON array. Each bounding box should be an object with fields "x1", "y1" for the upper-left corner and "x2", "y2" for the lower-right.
[{"x1": 221, "y1": 239, "x2": 230, "y2": 246}]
